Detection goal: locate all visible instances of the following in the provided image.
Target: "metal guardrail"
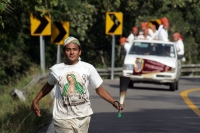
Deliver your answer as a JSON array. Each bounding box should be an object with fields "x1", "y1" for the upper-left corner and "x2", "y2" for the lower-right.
[
  {"x1": 10, "y1": 73, "x2": 48, "y2": 101},
  {"x1": 181, "y1": 64, "x2": 200, "y2": 77},
  {"x1": 96, "y1": 67, "x2": 123, "y2": 76},
  {"x1": 96, "y1": 64, "x2": 200, "y2": 78},
  {"x1": 12, "y1": 64, "x2": 199, "y2": 101}
]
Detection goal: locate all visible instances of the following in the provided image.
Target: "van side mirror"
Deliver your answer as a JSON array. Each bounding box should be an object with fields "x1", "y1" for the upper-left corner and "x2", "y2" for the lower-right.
[
  {"x1": 177, "y1": 54, "x2": 183, "y2": 59},
  {"x1": 177, "y1": 56, "x2": 182, "y2": 59}
]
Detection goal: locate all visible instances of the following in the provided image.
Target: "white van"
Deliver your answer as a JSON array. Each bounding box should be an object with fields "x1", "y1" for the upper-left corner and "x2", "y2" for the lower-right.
[{"x1": 122, "y1": 40, "x2": 181, "y2": 91}]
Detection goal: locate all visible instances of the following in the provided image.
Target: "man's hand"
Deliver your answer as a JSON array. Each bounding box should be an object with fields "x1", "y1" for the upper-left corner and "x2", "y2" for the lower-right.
[
  {"x1": 31, "y1": 101, "x2": 41, "y2": 117},
  {"x1": 112, "y1": 101, "x2": 124, "y2": 113},
  {"x1": 95, "y1": 85, "x2": 125, "y2": 113}
]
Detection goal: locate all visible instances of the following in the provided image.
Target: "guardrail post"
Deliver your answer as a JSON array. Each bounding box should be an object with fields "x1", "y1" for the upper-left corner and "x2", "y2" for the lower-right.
[
  {"x1": 111, "y1": 35, "x2": 115, "y2": 80},
  {"x1": 189, "y1": 72, "x2": 193, "y2": 76}
]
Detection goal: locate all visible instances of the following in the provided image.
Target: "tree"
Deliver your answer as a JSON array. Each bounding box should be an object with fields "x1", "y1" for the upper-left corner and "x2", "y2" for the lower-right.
[{"x1": 0, "y1": 0, "x2": 200, "y2": 85}]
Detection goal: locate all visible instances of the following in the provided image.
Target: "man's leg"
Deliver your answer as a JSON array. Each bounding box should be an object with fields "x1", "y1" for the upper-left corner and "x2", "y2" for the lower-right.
[
  {"x1": 54, "y1": 116, "x2": 91, "y2": 133},
  {"x1": 78, "y1": 116, "x2": 91, "y2": 133},
  {"x1": 54, "y1": 118, "x2": 78, "y2": 133}
]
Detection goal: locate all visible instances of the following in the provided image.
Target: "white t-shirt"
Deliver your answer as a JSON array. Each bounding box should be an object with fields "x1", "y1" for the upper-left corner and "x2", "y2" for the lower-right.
[
  {"x1": 127, "y1": 33, "x2": 138, "y2": 45},
  {"x1": 174, "y1": 39, "x2": 184, "y2": 55},
  {"x1": 48, "y1": 61, "x2": 103, "y2": 120},
  {"x1": 127, "y1": 33, "x2": 134, "y2": 45},
  {"x1": 157, "y1": 25, "x2": 163, "y2": 33},
  {"x1": 157, "y1": 25, "x2": 163, "y2": 39},
  {"x1": 124, "y1": 42, "x2": 131, "y2": 53},
  {"x1": 158, "y1": 28, "x2": 169, "y2": 41},
  {"x1": 126, "y1": 33, "x2": 138, "y2": 45},
  {"x1": 138, "y1": 35, "x2": 153, "y2": 40},
  {"x1": 148, "y1": 29, "x2": 158, "y2": 40}
]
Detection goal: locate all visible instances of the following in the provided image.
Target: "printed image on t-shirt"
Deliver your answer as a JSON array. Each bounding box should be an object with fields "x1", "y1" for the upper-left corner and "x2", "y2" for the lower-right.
[{"x1": 59, "y1": 71, "x2": 88, "y2": 107}]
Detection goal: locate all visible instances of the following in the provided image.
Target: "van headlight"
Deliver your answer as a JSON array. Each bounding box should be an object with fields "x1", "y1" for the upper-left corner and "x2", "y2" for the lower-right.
[
  {"x1": 166, "y1": 68, "x2": 175, "y2": 73},
  {"x1": 170, "y1": 68, "x2": 175, "y2": 73},
  {"x1": 123, "y1": 64, "x2": 134, "y2": 70}
]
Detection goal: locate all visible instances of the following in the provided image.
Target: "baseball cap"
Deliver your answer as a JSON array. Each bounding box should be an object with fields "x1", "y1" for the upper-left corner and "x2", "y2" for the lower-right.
[{"x1": 63, "y1": 36, "x2": 81, "y2": 47}]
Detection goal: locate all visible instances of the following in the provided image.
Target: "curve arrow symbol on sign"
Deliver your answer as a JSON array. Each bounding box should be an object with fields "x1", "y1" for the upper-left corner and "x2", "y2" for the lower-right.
[
  {"x1": 34, "y1": 16, "x2": 49, "y2": 34},
  {"x1": 108, "y1": 14, "x2": 121, "y2": 33},
  {"x1": 53, "y1": 22, "x2": 67, "y2": 43}
]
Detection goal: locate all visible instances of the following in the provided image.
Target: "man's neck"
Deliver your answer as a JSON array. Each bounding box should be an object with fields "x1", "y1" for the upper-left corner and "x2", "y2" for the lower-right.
[{"x1": 65, "y1": 60, "x2": 79, "y2": 65}]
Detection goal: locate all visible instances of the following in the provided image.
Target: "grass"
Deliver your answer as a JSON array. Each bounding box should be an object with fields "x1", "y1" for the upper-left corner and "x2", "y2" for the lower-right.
[{"x1": 0, "y1": 66, "x2": 53, "y2": 133}]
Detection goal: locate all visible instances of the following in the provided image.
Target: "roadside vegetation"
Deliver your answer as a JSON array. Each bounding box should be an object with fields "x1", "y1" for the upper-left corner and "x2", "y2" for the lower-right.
[
  {"x1": 0, "y1": 0, "x2": 200, "y2": 86},
  {"x1": 0, "y1": 66, "x2": 52, "y2": 133}
]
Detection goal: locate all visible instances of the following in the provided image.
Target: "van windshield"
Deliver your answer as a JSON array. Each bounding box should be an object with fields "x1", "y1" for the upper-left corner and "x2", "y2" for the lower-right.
[{"x1": 128, "y1": 42, "x2": 176, "y2": 58}]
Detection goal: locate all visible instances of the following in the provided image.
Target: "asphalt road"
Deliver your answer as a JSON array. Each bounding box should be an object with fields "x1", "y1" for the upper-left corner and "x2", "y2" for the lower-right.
[{"x1": 38, "y1": 77, "x2": 200, "y2": 133}]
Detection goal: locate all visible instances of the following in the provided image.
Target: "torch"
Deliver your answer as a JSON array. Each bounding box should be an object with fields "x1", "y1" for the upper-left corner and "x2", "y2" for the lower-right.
[{"x1": 118, "y1": 76, "x2": 130, "y2": 118}]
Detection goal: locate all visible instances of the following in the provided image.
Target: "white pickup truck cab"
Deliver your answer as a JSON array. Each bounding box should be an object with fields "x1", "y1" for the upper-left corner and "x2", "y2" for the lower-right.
[{"x1": 122, "y1": 40, "x2": 181, "y2": 91}]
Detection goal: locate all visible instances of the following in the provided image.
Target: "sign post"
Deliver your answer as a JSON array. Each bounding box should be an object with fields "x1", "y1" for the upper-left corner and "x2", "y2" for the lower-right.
[
  {"x1": 111, "y1": 35, "x2": 115, "y2": 80},
  {"x1": 30, "y1": 14, "x2": 51, "y2": 73},
  {"x1": 106, "y1": 12, "x2": 123, "y2": 80},
  {"x1": 51, "y1": 21, "x2": 69, "y2": 64},
  {"x1": 56, "y1": 45, "x2": 61, "y2": 64},
  {"x1": 40, "y1": 35, "x2": 45, "y2": 73}
]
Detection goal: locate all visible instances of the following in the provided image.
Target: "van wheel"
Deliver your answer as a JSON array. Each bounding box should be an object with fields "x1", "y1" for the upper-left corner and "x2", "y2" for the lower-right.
[
  {"x1": 169, "y1": 82, "x2": 176, "y2": 91},
  {"x1": 128, "y1": 81, "x2": 134, "y2": 88}
]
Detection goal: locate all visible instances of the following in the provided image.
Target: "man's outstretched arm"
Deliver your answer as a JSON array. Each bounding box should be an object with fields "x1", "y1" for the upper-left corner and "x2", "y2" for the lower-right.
[
  {"x1": 95, "y1": 85, "x2": 124, "y2": 111},
  {"x1": 31, "y1": 82, "x2": 54, "y2": 117}
]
